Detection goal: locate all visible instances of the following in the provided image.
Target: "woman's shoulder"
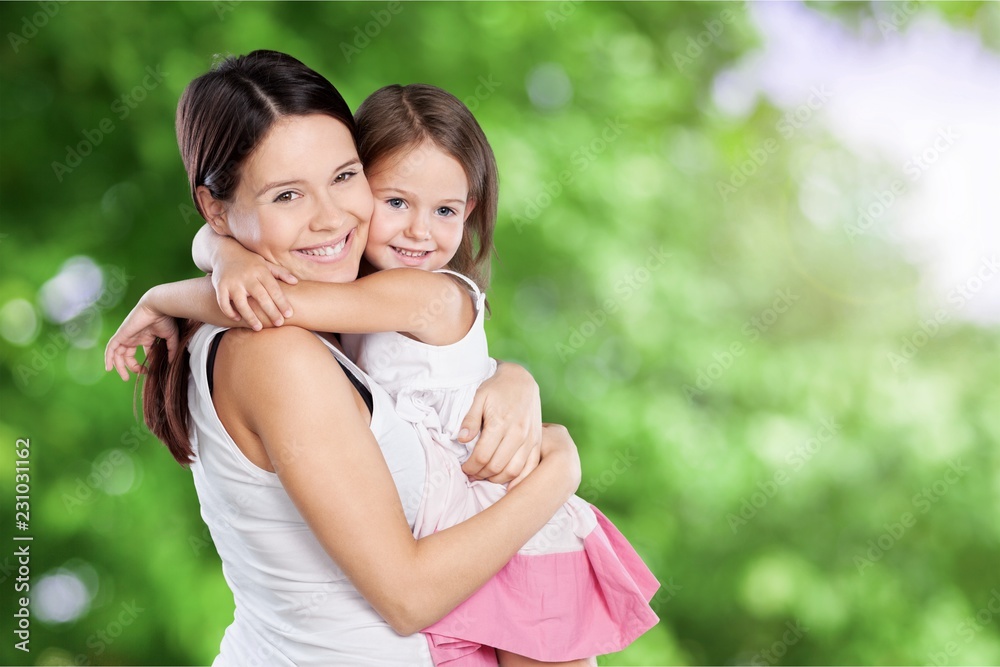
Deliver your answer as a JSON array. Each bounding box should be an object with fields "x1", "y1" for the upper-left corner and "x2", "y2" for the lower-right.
[{"x1": 216, "y1": 327, "x2": 343, "y2": 381}]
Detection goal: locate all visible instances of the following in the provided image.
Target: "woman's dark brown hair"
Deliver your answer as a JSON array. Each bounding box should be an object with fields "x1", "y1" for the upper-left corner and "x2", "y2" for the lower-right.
[
  {"x1": 144, "y1": 50, "x2": 356, "y2": 465},
  {"x1": 354, "y1": 84, "x2": 498, "y2": 291}
]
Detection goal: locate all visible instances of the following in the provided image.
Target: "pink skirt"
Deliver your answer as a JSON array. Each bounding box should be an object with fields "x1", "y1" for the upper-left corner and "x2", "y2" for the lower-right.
[{"x1": 420, "y1": 505, "x2": 660, "y2": 664}]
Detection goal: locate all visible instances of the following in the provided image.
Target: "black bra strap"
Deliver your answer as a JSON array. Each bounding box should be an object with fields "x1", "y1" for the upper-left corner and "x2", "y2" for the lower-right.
[
  {"x1": 206, "y1": 330, "x2": 226, "y2": 397},
  {"x1": 206, "y1": 329, "x2": 373, "y2": 416},
  {"x1": 340, "y1": 359, "x2": 374, "y2": 416}
]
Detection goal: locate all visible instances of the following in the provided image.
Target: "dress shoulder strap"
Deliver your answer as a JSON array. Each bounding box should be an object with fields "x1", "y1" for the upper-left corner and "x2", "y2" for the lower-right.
[{"x1": 433, "y1": 269, "x2": 483, "y2": 300}]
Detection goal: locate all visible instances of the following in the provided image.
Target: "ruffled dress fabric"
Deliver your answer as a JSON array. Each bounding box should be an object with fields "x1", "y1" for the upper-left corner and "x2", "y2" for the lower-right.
[{"x1": 343, "y1": 271, "x2": 660, "y2": 664}]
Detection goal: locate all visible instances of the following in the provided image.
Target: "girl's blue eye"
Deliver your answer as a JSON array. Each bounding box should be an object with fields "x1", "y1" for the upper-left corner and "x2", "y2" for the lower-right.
[
  {"x1": 436, "y1": 206, "x2": 456, "y2": 217},
  {"x1": 387, "y1": 198, "x2": 405, "y2": 209}
]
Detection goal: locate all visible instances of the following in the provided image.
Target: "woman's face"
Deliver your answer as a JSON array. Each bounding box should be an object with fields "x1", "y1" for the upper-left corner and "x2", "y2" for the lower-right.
[{"x1": 219, "y1": 114, "x2": 373, "y2": 284}]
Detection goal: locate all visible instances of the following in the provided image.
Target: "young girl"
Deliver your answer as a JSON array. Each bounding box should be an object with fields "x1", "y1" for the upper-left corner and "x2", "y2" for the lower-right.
[{"x1": 107, "y1": 84, "x2": 659, "y2": 665}]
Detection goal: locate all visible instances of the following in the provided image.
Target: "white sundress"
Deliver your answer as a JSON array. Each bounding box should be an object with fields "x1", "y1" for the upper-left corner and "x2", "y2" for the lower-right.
[{"x1": 343, "y1": 270, "x2": 660, "y2": 665}]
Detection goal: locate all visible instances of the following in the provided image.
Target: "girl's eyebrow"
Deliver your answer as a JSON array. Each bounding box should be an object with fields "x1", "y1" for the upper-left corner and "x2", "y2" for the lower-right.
[
  {"x1": 375, "y1": 186, "x2": 465, "y2": 205},
  {"x1": 256, "y1": 159, "x2": 362, "y2": 196}
]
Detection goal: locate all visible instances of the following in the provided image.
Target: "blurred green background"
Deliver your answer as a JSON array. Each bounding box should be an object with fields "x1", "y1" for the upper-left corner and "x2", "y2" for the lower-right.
[{"x1": 2, "y1": 1, "x2": 999, "y2": 665}]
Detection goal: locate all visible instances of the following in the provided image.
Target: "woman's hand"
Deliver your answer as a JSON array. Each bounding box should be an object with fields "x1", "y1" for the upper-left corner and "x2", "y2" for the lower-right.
[
  {"x1": 211, "y1": 236, "x2": 298, "y2": 330},
  {"x1": 537, "y1": 423, "x2": 582, "y2": 492},
  {"x1": 104, "y1": 291, "x2": 179, "y2": 381},
  {"x1": 459, "y1": 361, "x2": 543, "y2": 489}
]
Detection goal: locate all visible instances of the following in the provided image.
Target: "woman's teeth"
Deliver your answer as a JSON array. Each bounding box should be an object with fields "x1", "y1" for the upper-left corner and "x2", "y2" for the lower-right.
[
  {"x1": 393, "y1": 247, "x2": 430, "y2": 258},
  {"x1": 300, "y1": 238, "x2": 347, "y2": 256}
]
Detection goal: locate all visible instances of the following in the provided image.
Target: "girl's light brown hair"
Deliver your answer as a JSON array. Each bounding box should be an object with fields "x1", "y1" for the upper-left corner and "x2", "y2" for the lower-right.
[{"x1": 354, "y1": 84, "x2": 498, "y2": 291}]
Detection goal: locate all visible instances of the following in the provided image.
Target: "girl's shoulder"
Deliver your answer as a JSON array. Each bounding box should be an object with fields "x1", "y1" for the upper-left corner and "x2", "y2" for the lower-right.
[{"x1": 433, "y1": 269, "x2": 485, "y2": 303}]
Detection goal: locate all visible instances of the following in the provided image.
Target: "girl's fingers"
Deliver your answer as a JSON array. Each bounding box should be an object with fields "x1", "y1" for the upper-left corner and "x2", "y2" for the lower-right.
[
  {"x1": 164, "y1": 332, "x2": 178, "y2": 363},
  {"x1": 114, "y1": 354, "x2": 130, "y2": 382},
  {"x1": 262, "y1": 277, "x2": 293, "y2": 320},
  {"x1": 268, "y1": 263, "x2": 299, "y2": 286},
  {"x1": 232, "y1": 293, "x2": 263, "y2": 331},
  {"x1": 250, "y1": 282, "x2": 284, "y2": 326},
  {"x1": 218, "y1": 288, "x2": 241, "y2": 322}
]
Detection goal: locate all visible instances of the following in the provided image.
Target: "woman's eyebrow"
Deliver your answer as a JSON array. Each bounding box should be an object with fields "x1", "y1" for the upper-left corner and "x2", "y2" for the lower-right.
[{"x1": 256, "y1": 159, "x2": 362, "y2": 196}]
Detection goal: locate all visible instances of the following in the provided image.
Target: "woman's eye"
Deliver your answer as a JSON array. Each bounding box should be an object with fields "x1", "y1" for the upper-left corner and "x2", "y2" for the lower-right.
[
  {"x1": 436, "y1": 206, "x2": 457, "y2": 217},
  {"x1": 274, "y1": 191, "x2": 300, "y2": 203},
  {"x1": 387, "y1": 198, "x2": 406, "y2": 209},
  {"x1": 334, "y1": 170, "x2": 357, "y2": 184}
]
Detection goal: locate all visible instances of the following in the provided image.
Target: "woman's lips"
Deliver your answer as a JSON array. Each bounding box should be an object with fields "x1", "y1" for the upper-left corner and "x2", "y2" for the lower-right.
[{"x1": 294, "y1": 228, "x2": 354, "y2": 263}]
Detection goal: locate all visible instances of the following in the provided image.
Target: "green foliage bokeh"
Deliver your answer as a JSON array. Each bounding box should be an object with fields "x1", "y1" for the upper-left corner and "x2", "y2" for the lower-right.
[{"x1": 1, "y1": 2, "x2": 998, "y2": 665}]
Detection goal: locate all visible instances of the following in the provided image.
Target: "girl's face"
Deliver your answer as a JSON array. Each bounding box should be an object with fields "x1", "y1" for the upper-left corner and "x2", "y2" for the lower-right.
[
  {"x1": 209, "y1": 114, "x2": 373, "y2": 284},
  {"x1": 364, "y1": 141, "x2": 474, "y2": 272}
]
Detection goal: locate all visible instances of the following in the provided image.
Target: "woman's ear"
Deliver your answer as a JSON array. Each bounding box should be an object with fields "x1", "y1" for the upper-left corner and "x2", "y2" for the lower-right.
[{"x1": 195, "y1": 186, "x2": 231, "y2": 236}]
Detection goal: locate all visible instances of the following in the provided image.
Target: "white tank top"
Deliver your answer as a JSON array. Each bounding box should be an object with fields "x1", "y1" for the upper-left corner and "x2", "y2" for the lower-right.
[{"x1": 186, "y1": 324, "x2": 433, "y2": 666}]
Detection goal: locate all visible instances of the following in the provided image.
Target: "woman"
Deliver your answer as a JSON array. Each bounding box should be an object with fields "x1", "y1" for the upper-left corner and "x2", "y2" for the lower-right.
[{"x1": 122, "y1": 50, "x2": 584, "y2": 665}]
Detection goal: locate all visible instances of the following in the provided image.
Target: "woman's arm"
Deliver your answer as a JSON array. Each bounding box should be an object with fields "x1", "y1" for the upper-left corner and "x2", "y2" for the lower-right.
[{"x1": 216, "y1": 326, "x2": 580, "y2": 635}]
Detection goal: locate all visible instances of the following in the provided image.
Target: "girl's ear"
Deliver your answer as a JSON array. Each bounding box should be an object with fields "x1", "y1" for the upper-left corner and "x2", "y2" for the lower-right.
[
  {"x1": 195, "y1": 186, "x2": 231, "y2": 236},
  {"x1": 464, "y1": 199, "x2": 477, "y2": 222}
]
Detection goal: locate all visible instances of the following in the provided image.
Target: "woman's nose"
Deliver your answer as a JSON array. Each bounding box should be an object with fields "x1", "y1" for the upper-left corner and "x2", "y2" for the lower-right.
[{"x1": 311, "y1": 192, "x2": 345, "y2": 232}]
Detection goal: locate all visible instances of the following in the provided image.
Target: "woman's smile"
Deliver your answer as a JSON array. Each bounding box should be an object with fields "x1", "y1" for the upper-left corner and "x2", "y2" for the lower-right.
[{"x1": 295, "y1": 227, "x2": 356, "y2": 263}]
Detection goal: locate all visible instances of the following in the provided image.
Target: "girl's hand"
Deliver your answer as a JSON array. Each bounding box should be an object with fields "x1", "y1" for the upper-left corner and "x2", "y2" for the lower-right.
[
  {"x1": 459, "y1": 361, "x2": 543, "y2": 489},
  {"x1": 211, "y1": 238, "x2": 298, "y2": 330},
  {"x1": 104, "y1": 292, "x2": 179, "y2": 381}
]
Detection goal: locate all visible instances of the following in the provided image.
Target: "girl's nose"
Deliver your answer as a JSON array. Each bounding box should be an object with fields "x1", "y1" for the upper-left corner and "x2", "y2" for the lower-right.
[{"x1": 405, "y1": 213, "x2": 431, "y2": 240}]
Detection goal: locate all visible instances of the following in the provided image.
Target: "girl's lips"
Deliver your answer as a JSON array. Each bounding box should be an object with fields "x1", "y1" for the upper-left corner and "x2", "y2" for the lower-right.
[
  {"x1": 294, "y1": 228, "x2": 355, "y2": 263},
  {"x1": 390, "y1": 245, "x2": 433, "y2": 267}
]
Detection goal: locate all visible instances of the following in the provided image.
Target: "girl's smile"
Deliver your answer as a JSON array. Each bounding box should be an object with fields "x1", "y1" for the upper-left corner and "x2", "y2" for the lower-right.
[{"x1": 364, "y1": 141, "x2": 474, "y2": 272}]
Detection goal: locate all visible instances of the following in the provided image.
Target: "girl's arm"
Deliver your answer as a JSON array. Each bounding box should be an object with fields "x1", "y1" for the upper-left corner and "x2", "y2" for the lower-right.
[
  {"x1": 106, "y1": 278, "x2": 544, "y2": 488},
  {"x1": 217, "y1": 326, "x2": 581, "y2": 635},
  {"x1": 196, "y1": 222, "x2": 473, "y2": 344},
  {"x1": 283, "y1": 269, "x2": 475, "y2": 345},
  {"x1": 193, "y1": 223, "x2": 298, "y2": 326}
]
